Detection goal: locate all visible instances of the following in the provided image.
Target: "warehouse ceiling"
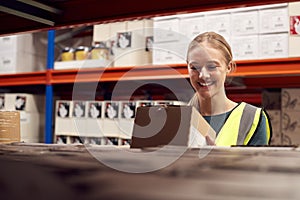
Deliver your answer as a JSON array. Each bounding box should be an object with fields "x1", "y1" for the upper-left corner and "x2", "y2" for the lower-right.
[{"x1": 0, "y1": 0, "x2": 297, "y2": 36}]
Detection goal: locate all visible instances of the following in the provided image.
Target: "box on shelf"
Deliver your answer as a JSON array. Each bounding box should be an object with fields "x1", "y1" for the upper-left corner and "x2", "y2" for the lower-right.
[
  {"x1": 288, "y1": 2, "x2": 300, "y2": 57},
  {"x1": 2, "y1": 93, "x2": 45, "y2": 113},
  {"x1": 259, "y1": 33, "x2": 288, "y2": 59},
  {"x1": 179, "y1": 14, "x2": 206, "y2": 40},
  {"x1": 108, "y1": 19, "x2": 153, "y2": 67},
  {"x1": 103, "y1": 101, "x2": 120, "y2": 137},
  {"x1": 205, "y1": 13, "x2": 231, "y2": 42},
  {"x1": 93, "y1": 23, "x2": 111, "y2": 42},
  {"x1": 153, "y1": 17, "x2": 180, "y2": 43},
  {"x1": 55, "y1": 100, "x2": 78, "y2": 136},
  {"x1": 267, "y1": 109, "x2": 282, "y2": 145},
  {"x1": 0, "y1": 34, "x2": 33, "y2": 53},
  {"x1": 118, "y1": 101, "x2": 136, "y2": 139},
  {"x1": 259, "y1": 6, "x2": 289, "y2": 34},
  {"x1": 0, "y1": 111, "x2": 20, "y2": 143},
  {"x1": 19, "y1": 111, "x2": 44, "y2": 143},
  {"x1": 85, "y1": 101, "x2": 104, "y2": 137},
  {"x1": 152, "y1": 41, "x2": 188, "y2": 65},
  {"x1": 231, "y1": 35, "x2": 259, "y2": 60},
  {"x1": 281, "y1": 110, "x2": 300, "y2": 145},
  {"x1": 0, "y1": 51, "x2": 46, "y2": 74},
  {"x1": 281, "y1": 89, "x2": 300, "y2": 111},
  {"x1": 262, "y1": 90, "x2": 281, "y2": 110},
  {"x1": 131, "y1": 105, "x2": 216, "y2": 148},
  {"x1": 231, "y1": 10, "x2": 259, "y2": 36}
]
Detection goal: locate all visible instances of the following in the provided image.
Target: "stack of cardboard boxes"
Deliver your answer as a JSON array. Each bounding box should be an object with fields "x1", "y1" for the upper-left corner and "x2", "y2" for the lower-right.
[
  {"x1": 54, "y1": 100, "x2": 186, "y2": 145},
  {"x1": 0, "y1": 93, "x2": 44, "y2": 143},
  {"x1": 0, "y1": 33, "x2": 47, "y2": 74}
]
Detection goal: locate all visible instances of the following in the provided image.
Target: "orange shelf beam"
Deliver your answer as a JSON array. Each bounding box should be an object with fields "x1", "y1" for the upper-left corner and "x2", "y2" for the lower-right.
[
  {"x1": 50, "y1": 64, "x2": 189, "y2": 84},
  {"x1": 233, "y1": 57, "x2": 300, "y2": 77},
  {"x1": 1, "y1": 57, "x2": 300, "y2": 87},
  {"x1": 0, "y1": 71, "x2": 47, "y2": 86}
]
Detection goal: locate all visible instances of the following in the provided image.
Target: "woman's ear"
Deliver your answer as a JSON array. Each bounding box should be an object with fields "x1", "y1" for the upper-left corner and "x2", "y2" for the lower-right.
[{"x1": 227, "y1": 61, "x2": 236, "y2": 74}]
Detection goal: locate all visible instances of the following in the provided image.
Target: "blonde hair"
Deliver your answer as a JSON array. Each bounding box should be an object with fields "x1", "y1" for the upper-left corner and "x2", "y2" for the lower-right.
[{"x1": 187, "y1": 32, "x2": 236, "y2": 72}]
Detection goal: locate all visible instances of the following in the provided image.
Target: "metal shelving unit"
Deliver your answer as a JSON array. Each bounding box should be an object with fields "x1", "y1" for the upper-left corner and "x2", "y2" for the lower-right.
[{"x1": 1, "y1": 0, "x2": 300, "y2": 143}]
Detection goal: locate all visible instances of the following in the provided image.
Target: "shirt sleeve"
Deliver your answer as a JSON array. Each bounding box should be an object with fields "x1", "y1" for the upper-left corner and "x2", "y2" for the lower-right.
[{"x1": 248, "y1": 110, "x2": 269, "y2": 145}]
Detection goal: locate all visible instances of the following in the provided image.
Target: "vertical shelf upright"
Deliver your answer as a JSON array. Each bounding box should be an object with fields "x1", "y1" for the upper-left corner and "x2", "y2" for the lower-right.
[{"x1": 45, "y1": 30, "x2": 55, "y2": 144}]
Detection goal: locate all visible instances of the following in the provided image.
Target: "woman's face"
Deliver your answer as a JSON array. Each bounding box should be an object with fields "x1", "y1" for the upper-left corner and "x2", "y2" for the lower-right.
[{"x1": 187, "y1": 45, "x2": 230, "y2": 99}]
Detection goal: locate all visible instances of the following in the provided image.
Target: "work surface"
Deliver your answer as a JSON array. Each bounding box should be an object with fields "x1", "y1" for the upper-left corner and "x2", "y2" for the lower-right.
[{"x1": 1, "y1": 143, "x2": 300, "y2": 200}]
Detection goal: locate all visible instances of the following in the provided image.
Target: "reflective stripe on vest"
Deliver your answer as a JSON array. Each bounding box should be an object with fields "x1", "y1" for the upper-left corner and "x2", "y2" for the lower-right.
[{"x1": 215, "y1": 102, "x2": 261, "y2": 146}]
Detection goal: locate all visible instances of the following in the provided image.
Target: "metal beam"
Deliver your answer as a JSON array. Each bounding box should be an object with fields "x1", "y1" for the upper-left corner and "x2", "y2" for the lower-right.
[{"x1": 0, "y1": 0, "x2": 61, "y2": 26}]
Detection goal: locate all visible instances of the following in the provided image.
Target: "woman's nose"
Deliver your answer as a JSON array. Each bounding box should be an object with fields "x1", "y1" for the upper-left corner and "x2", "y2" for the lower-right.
[{"x1": 199, "y1": 67, "x2": 210, "y2": 78}]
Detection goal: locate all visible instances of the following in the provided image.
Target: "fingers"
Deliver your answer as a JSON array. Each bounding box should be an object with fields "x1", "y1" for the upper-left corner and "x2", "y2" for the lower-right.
[{"x1": 205, "y1": 135, "x2": 216, "y2": 146}]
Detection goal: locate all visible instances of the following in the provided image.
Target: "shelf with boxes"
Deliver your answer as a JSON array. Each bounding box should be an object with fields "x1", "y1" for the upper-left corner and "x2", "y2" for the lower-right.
[
  {"x1": 1, "y1": 1, "x2": 300, "y2": 145},
  {"x1": 54, "y1": 100, "x2": 186, "y2": 145}
]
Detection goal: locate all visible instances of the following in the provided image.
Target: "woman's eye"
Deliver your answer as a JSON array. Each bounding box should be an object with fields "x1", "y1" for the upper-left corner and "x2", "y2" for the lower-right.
[
  {"x1": 206, "y1": 64, "x2": 217, "y2": 70},
  {"x1": 190, "y1": 66, "x2": 199, "y2": 71}
]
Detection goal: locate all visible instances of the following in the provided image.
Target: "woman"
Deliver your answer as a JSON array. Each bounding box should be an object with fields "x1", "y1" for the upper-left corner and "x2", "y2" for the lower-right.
[{"x1": 187, "y1": 32, "x2": 272, "y2": 146}]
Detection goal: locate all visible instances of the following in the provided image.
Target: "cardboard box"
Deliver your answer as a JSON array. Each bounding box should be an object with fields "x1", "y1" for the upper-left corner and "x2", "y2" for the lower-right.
[
  {"x1": 153, "y1": 17, "x2": 180, "y2": 43},
  {"x1": 19, "y1": 111, "x2": 43, "y2": 143},
  {"x1": 0, "y1": 34, "x2": 33, "y2": 53},
  {"x1": 85, "y1": 101, "x2": 105, "y2": 137},
  {"x1": 281, "y1": 110, "x2": 300, "y2": 145},
  {"x1": 0, "y1": 51, "x2": 46, "y2": 74},
  {"x1": 259, "y1": 33, "x2": 288, "y2": 59},
  {"x1": 103, "y1": 101, "x2": 120, "y2": 137},
  {"x1": 231, "y1": 35, "x2": 259, "y2": 60},
  {"x1": 118, "y1": 101, "x2": 136, "y2": 139},
  {"x1": 205, "y1": 13, "x2": 231, "y2": 40},
  {"x1": 289, "y1": 2, "x2": 300, "y2": 57},
  {"x1": 231, "y1": 10, "x2": 259, "y2": 35},
  {"x1": 281, "y1": 88, "x2": 300, "y2": 111},
  {"x1": 259, "y1": 6, "x2": 289, "y2": 34},
  {"x1": 131, "y1": 105, "x2": 216, "y2": 148},
  {"x1": 179, "y1": 15, "x2": 206, "y2": 40},
  {"x1": 110, "y1": 20, "x2": 153, "y2": 67},
  {"x1": 267, "y1": 110, "x2": 282, "y2": 145},
  {"x1": 262, "y1": 90, "x2": 281, "y2": 110},
  {"x1": 0, "y1": 111, "x2": 20, "y2": 143},
  {"x1": 152, "y1": 41, "x2": 188, "y2": 64},
  {"x1": 3, "y1": 93, "x2": 45, "y2": 113}
]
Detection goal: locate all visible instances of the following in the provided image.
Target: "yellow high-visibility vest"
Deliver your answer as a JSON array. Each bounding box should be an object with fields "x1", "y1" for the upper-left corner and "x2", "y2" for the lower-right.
[{"x1": 215, "y1": 102, "x2": 271, "y2": 146}]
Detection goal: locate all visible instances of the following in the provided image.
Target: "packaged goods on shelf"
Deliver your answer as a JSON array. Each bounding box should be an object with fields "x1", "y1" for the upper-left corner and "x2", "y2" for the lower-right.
[
  {"x1": 131, "y1": 105, "x2": 216, "y2": 148},
  {"x1": 231, "y1": 10, "x2": 259, "y2": 36},
  {"x1": 85, "y1": 101, "x2": 104, "y2": 137},
  {"x1": 118, "y1": 101, "x2": 136, "y2": 139},
  {"x1": 152, "y1": 42, "x2": 188, "y2": 64},
  {"x1": 281, "y1": 88, "x2": 300, "y2": 111},
  {"x1": 0, "y1": 111, "x2": 20, "y2": 143},
  {"x1": 0, "y1": 33, "x2": 47, "y2": 74},
  {"x1": 179, "y1": 14, "x2": 206, "y2": 40},
  {"x1": 262, "y1": 90, "x2": 281, "y2": 110},
  {"x1": 267, "y1": 110, "x2": 282, "y2": 145},
  {"x1": 259, "y1": 6, "x2": 289, "y2": 34},
  {"x1": 55, "y1": 100, "x2": 77, "y2": 136},
  {"x1": 281, "y1": 110, "x2": 300, "y2": 145},
  {"x1": 205, "y1": 12, "x2": 231, "y2": 43},
  {"x1": 0, "y1": 93, "x2": 44, "y2": 143},
  {"x1": 93, "y1": 19, "x2": 153, "y2": 67},
  {"x1": 289, "y1": 2, "x2": 300, "y2": 57},
  {"x1": 112, "y1": 19, "x2": 153, "y2": 67},
  {"x1": 153, "y1": 15, "x2": 190, "y2": 65},
  {"x1": 103, "y1": 101, "x2": 120, "y2": 137},
  {"x1": 54, "y1": 100, "x2": 187, "y2": 145},
  {"x1": 231, "y1": 35, "x2": 259, "y2": 60},
  {"x1": 259, "y1": 33, "x2": 288, "y2": 59}
]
